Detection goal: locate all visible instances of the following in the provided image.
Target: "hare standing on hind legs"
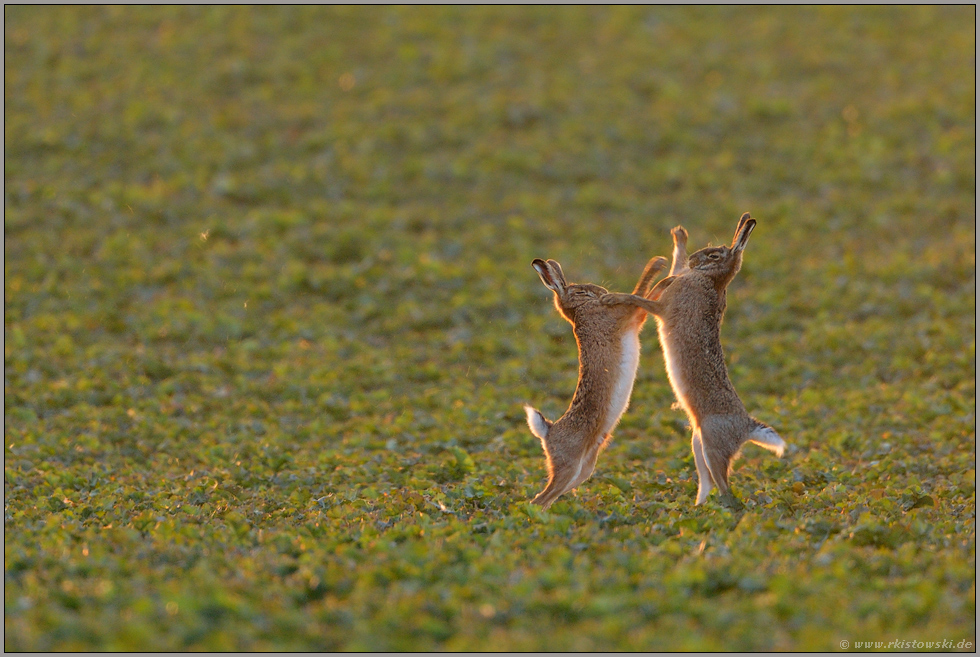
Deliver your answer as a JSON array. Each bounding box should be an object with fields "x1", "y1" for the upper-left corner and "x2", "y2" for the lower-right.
[
  {"x1": 599, "y1": 214, "x2": 787, "y2": 509},
  {"x1": 524, "y1": 256, "x2": 674, "y2": 509}
]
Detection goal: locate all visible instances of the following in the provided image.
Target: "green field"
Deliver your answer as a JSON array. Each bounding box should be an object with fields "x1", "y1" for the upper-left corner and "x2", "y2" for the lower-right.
[{"x1": 4, "y1": 6, "x2": 975, "y2": 651}]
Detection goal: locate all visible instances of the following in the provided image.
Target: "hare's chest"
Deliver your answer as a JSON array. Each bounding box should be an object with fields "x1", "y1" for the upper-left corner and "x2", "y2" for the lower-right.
[
  {"x1": 600, "y1": 330, "x2": 641, "y2": 436},
  {"x1": 657, "y1": 322, "x2": 693, "y2": 416}
]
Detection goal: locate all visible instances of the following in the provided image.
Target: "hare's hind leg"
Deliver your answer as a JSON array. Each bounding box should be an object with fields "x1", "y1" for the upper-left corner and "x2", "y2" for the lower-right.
[
  {"x1": 531, "y1": 471, "x2": 575, "y2": 509},
  {"x1": 532, "y1": 441, "x2": 601, "y2": 508},
  {"x1": 568, "y1": 441, "x2": 602, "y2": 491},
  {"x1": 692, "y1": 429, "x2": 714, "y2": 505},
  {"x1": 531, "y1": 455, "x2": 581, "y2": 509},
  {"x1": 699, "y1": 434, "x2": 744, "y2": 511}
]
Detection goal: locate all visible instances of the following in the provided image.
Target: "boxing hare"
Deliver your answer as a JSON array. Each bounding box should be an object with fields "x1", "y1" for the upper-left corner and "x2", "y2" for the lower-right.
[
  {"x1": 608, "y1": 214, "x2": 786, "y2": 509},
  {"x1": 524, "y1": 256, "x2": 674, "y2": 509}
]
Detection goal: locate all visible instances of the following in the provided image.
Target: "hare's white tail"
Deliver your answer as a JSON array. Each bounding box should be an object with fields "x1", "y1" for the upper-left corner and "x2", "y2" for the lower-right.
[
  {"x1": 524, "y1": 405, "x2": 552, "y2": 441},
  {"x1": 747, "y1": 421, "x2": 786, "y2": 457}
]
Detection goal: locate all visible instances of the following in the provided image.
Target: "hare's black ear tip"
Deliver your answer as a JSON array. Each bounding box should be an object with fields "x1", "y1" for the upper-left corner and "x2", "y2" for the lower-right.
[
  {"x1": 740, "y1": 212, "x2": 752, "y2": 221},
  {"x1": 531, "y1": 258, "x2": 547, "y2": 270}
]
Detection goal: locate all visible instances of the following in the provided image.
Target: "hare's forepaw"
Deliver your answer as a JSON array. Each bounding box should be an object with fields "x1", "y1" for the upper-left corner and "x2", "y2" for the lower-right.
[
  {"x1": 600, "y1": 293, "x2": 636, "y2": 307},
  {"x1": 671, "y1": 225, "x2": 688, "y2": 245}
]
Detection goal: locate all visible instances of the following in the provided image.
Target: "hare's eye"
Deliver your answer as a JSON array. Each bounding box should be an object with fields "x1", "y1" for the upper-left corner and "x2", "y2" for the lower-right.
[{"x1": 708, "y1": 252, "x2": 721, "y2": 260}]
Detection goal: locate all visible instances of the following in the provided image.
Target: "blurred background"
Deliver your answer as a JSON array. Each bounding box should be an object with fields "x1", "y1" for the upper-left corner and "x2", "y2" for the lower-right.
[
  {"x1": 6, "y1": 5, "x2": 974, "y2": 414},
  {"x1": 4, "y1": 6, "x2": 975, "y2": 651}
]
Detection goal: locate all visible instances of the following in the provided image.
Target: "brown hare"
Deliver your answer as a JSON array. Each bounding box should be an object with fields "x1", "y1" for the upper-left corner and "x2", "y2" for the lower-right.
[
  {"x1": 598, "y1": 214, "x2": 786, "y2": 509},
  {"x1": 524, "y1": 256, "x2": 674, "y2": 509}
]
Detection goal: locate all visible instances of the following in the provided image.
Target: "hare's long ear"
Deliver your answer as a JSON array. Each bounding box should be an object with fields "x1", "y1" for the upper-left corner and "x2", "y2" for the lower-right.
[
  {"x1": 732, "y1": 213, "x2": 756, "y2": 252},
  {"x1": 532, "y1": 259, "x2": 567, "y2": 295},
  {"x1": 545, "y1": 260, "x2": 567, "y2": 288},
  {"x1": 734, "y1": 212, "x2": 751, "y2": 237}
]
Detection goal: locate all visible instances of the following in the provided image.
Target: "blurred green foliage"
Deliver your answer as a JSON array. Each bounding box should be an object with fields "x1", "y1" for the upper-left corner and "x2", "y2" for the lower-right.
[{"x1": 4, "y1": 6, "x2": 975, "y2": 650}]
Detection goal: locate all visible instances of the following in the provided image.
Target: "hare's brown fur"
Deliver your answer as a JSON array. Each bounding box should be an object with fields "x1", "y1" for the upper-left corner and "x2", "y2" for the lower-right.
[
  {"x1": 525, "y1": 256, "x2": 671, "y2": 509},
  {"x1": 591, "y1": 214, "x2": 785, "y2": 508},
  {"x1": 653, "y1": 214, "x2": 785, "y2": 508}
]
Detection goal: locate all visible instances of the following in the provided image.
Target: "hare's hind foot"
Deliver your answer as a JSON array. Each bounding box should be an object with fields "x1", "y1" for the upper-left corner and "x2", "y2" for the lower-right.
[
  {"x1": 692, "y1": 431, "x2": 714, "y2": 505},
  {"x1": 530, "y1": 444, "x2": 601, "y2": 509},
  {"x1": 530, "y1": 467, "x2": 576, "y2": 509},
  {"x1": 697, "y1": 435, "x2": 741, "y2": 508}
]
